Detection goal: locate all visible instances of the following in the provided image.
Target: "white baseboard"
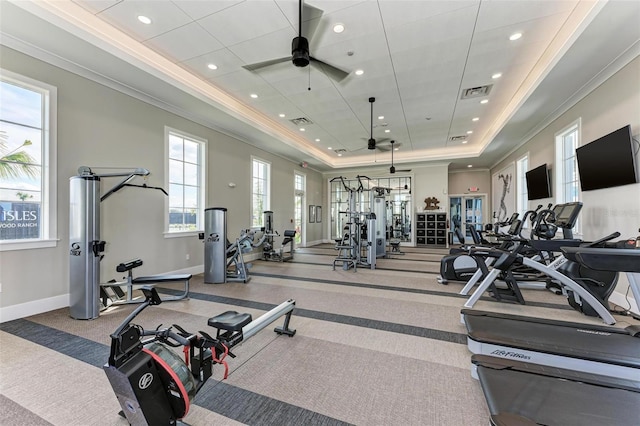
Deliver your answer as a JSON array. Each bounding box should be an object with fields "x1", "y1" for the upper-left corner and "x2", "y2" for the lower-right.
[
  {"x1": 305, "y1": 239, "x2": 324, "y2": 246},
  {"x1": 0, "y1": 294, "x2": 69, "y2": 323},
  {"x1": 609, "y1": 291, "x2": 639, "y2": 316}
]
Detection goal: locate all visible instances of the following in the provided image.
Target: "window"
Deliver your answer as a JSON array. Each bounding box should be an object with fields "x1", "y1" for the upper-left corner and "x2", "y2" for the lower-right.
[
  {"x1": 516, "y1": 154, "x2": 528, "y2": 220},
  {"x1": 555, "y1": 120, "x2": 580, "y2": 205},
  {"x1": 166, "y1": 127, "x2": 206, "y2": 234},
  {"x1": 251, "y1": 157, "x2": 270, "y2": 227},
  {"x1": 0, "y1": 70, "x2": 57, "y2": 251}
]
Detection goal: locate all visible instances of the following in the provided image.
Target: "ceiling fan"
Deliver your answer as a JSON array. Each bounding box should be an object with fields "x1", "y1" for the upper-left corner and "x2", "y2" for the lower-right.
[
  {"x1": 389, "y1": 140, "x2": 411, "y2": 174},
  {"x1": 364, "y1": 97, "x2": 395, "y2": 151},
  {"x1": 242, "y1": 0, "x2": 350, "y2": 82}
]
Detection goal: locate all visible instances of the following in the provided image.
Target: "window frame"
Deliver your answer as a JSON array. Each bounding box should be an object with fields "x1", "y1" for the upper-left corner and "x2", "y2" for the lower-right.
[
  {"x1": 554, "y1": 118, "x2": 581, "y2": 234},
  {"x1": 251, "y1": 156, "x2": 271, "y2": 228},
  {"x1": 554, "y1": 119, "x2": 581, "y2": 205},
  {"x1": 164, "y1": 126, "x2": 207, "y2": 237},
  {"x1": 0, "y1": 69, "x2": 57, "y2": 252}
]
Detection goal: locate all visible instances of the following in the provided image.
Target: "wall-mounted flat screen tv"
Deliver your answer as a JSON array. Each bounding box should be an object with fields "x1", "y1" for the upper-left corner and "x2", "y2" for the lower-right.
[
  {"x1": 576, "y1": 125, "x2": 638, "y2": 191},
  {"x1": 525, "y1": 163, "x2": 551, "y2": 200}
]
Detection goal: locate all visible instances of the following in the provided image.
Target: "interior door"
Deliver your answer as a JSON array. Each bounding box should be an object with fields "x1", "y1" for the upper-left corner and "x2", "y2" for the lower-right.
[{"x1": 449, "y1": 195, "x2": 486, "y2": 243}]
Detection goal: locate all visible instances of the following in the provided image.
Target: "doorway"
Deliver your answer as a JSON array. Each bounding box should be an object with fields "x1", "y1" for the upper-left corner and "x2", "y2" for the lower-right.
[
  {"x1": 449, "y1": 195, "x2": 486, "y2": 244},
  {"x1": 294, "y1": 172, "x2": 306, "y2": 247}
]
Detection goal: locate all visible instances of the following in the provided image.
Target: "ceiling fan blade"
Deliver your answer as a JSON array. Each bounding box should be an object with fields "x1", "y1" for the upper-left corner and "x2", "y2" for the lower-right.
[
  {"x1": 309, "y1": 56, "x2": 350, "y2": 81},
  {"x1": 375, "y1": 140, "x2": 396, "y2": 151},
  {"x1": 302, "y1": 2, "x2": 324, "y2": 39},
  {"x1": 242, "y1": 57, "x2": 292, "y2": 72}
]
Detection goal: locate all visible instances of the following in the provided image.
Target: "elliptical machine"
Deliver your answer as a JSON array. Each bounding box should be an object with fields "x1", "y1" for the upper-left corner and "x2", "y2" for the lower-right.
[{"x1": 104, "y1": 286, "x2": 296, "y2": 425}]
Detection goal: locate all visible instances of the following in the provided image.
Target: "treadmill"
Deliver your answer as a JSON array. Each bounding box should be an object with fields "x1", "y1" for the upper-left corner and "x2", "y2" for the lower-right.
[
  {"x1": 463, "y1": 246, "x2": 640, "y2": 381},
  {"x1": 472, "y1": 354, "x2": 640, "y2": 426},
  {"x1": 467, "y1": 246, "x2": 640, "y2": 425}
]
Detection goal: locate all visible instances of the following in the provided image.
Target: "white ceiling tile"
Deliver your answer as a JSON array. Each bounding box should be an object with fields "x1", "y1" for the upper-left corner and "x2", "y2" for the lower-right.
[
  {"x1": 180, "y1": 48, "x2": 246, "y2": 79},
  {"x1": 172, "y1": 0, "x2": 245, "y2": 21},
  {"x1": 475, "y1": 0, "x2": 577, "y2": 33},
  {"x1": 144, "y1": 22, "x2": 224, "y2": 62},
  {"x1": 378, "y1": 0, "x2": 479, "y2": 29},
  {"x1": 72, "y1": 0, "x2": 123, "y2": 14},
  {"x1": 97, "y1": 1, "x2": 193, "y2": 41},
  {"x1": 197, "y1": 1, "x2": 291, "y2": 47},
  {"x1": 228, "y1": 27, "x2": 297, "y2": 65}
]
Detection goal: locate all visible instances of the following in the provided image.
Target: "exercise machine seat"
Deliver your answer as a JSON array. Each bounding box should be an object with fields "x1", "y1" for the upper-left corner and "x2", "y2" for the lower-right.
[
  {"x1": 282, "y1": 229, "x2": 296, "y2": 245},
  {"x1": 208, "y1": 311, "x2": 252, "y2": 332},
  {"x1": 132, "y1": 274, "x2": 192, "y2": 284}
]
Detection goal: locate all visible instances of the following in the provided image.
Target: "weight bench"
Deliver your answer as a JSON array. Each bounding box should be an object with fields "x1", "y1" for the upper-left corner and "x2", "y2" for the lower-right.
[{"x1": 100, "y1": 258, "x2": 191, "y2": 307}]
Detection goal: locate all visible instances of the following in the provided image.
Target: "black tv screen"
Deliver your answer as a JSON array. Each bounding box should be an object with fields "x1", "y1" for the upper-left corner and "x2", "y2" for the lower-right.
[
  {"x1": 576, "y1": 125, "x2": 638, "y2": 191},
  {"x1": 525, "y1": 163, "x2": 551, "y2": 200}
]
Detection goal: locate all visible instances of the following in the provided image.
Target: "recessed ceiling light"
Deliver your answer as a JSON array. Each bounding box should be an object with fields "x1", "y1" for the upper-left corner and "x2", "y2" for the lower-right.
[
  {"x1": 394, "y1": 147, "x2": 399, "y2": 151},
  {"x1": 207, "y1": 63, "x2": 218, "y2": 70},
  {"x1": 472, "y1": 117, "x2": 480, "y2": 122},
  {"x1": 462, "y1": 140, "x2": 468, "y2": 144},
  {"x1": 137, "y1": 15, "x2": 152, "y2": 24},
  {"x1": 492, "y1": 73, "x2": 502, "y2": 79},
  {"x1": 338, "y1": 153, "x2": 343, "y2": 157},
  {"x1": 355, "y1": 69, "x2": 364, "y2": 76},
  {"x1": 279, "y1": 113, "x2": 285, "y2": 118},
  {"x1": 480, "y1": 99, "x2": 488, "y2": 104},
  {"x1": 467, "y1": 130, "x2": 473, "y2": 134},
  {"x1": 250, "y1": 93, "x2": 258, "y2": 99},
  {"x1": 384, "y1": 129, "x2": 390, "y2": 133},
  {"x1": 299, "y1": 128, "x2": 305, "y2": 132},
  {"x1": 333, "y1": 23, "x2": 345, "y2": 33},
  {"x1": 467, "y1": 164, "x2": 473, "y2": 168},
  {"x1": 378, "y1": 116, "x2": 384, "y2": 120},
  {"x1": 315, "y1": 138, "x2": 321, "y2": 142},
  {"x1": 327, "y1": 146, "x2": 332, "y2": 150},
  {"x1": 509, "y1": 32, "x2": 522, "y2": 41}
]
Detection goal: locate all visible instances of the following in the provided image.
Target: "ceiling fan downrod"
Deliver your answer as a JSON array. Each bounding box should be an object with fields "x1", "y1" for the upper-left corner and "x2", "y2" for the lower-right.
[
  {"x1": 368, "y1": 97, "x2": 376, "y2": 150},
  {"x1": 292, "y1": 0, "x2": 310, "y2": 67},
  {"x1": 390, "y1": 140, "x2": 396, "y2": 173}
]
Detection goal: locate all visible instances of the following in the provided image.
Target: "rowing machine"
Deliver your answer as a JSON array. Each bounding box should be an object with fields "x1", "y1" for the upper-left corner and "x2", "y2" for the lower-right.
[{"x1": 104, "y1": 286, "x2": 296, "y2": 425}]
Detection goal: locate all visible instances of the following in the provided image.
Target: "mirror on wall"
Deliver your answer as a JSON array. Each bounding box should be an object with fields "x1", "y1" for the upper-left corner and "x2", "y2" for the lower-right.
[{"x1": 329, "y1": 176, "x2": 412, "y2": 243}]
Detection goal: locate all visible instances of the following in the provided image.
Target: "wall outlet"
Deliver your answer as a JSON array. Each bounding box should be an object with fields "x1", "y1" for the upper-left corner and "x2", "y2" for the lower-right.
[{"x1": 185, "y1": 254, "x2": 190, "y2": 260}]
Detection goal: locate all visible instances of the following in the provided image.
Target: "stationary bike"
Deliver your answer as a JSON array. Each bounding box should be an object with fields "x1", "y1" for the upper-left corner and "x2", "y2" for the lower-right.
[{"x1": 104, "y1": 286, "x2": 296, "y2": 425}]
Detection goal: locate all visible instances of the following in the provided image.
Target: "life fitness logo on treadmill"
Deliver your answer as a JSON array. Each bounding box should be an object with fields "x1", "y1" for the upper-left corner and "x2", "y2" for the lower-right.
[
  {"x1": 70, "y1": 242, "x2": 81, "y2": 256},
  {"x1": 138, "y1": 372, "x2": 154, "y2": 390}
]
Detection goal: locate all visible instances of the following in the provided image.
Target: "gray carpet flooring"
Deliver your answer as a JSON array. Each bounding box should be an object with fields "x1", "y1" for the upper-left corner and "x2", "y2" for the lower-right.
[{"x1": 2, "y1": 246, "x2": 635, "y2": 425}]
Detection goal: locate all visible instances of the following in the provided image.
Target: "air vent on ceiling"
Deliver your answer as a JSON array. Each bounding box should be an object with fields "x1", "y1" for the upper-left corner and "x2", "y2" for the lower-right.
[
  {"x1": 290, "y1": 117, "x2": 313, "y2": 125},
  {"x1": 449, "y1": 135, "x2": 468, "y2": 142},
  {"x1": 334, "y1": 149, "x2": 347, "y2": 154},
  {"x1": 460, "y1": 84, "x2": 493, "y2": 99}
]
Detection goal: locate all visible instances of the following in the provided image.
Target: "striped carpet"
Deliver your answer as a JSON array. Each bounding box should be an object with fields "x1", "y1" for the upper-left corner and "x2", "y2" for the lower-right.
[{"x1": 1, "y1": 245, "x2": 628, "y2": 425}]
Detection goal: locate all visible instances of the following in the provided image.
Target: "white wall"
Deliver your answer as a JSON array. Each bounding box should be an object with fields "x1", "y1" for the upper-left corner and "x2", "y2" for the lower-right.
[
  {"x1": 491, "y1": 56, "x2": 640, "y2": 312},
  {"x1": 0, "y1": 46, "x2": 322, "y2": 320}
]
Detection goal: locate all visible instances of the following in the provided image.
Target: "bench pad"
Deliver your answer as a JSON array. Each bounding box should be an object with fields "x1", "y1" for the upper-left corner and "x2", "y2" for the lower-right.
[{"x1": 132, "y1": 274, "x2": 192, "y2": 284}]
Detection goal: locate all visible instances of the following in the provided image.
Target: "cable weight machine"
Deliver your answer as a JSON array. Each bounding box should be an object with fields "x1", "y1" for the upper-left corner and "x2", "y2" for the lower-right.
[
  {"x1": 69, "y1": 166, "x2": 171, "y2": 320},
  {"x1": 331, "y1": 176, "x2": 386, "y2": 271}
]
